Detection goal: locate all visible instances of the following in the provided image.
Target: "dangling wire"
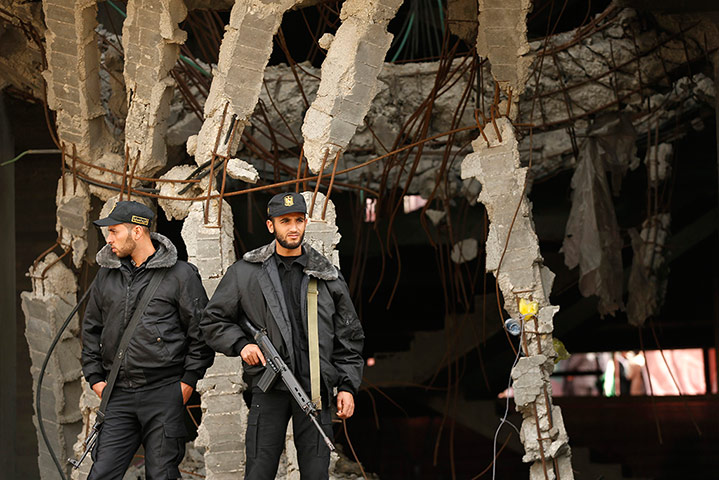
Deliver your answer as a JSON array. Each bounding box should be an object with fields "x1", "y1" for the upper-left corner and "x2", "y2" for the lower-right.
[{"x1": 36, "y1": 278, "x2": 96, "y2": 480}]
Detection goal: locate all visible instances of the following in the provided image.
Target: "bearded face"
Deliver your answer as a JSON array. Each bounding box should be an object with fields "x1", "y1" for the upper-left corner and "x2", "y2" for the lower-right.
[{"x1": 267, "y1": 212, "x2": 306, "y2": 252}]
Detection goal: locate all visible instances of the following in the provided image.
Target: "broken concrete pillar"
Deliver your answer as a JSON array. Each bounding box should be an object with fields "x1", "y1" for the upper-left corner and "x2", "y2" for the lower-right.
[
  {"x1": 191, "y1": 0, "x2": 299, "y2": 168},
  {"x1": 195, "y1": 353, "x2": 248, "y2": 479},
  {"x1": 461, "y1": 117, "x2": 573, "y2": 480},
  {"x1": 122, "y1": 0, "x2": 187, "y2": 176},
  {"x1": 56, "y1": 173, "x2": 91, "y2": 268},
  {"x1": 476, "y1": 0, "x2": 533, "y2": 100},
  {"x1": 301, "y1": 0, "x2": 403, "y2": 173},
  {"x1": 21, "y1": 253, "x2": 84, "y2": 480},
  {"x1": 181, "y1": 198, "x2": 236, "y2": 297},
  {"x1": 41, "y1": 0, "x2": 106, "y2": 158},
  {"x1": 302, "y1": 191, "x2": 341, "y2": 267}
]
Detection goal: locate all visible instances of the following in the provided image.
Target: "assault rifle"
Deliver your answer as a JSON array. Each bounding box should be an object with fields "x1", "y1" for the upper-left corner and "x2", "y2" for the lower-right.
[
  {"x1": 239, "y1": 317, "x2": 335, "y2": 451},
  {"x1": 68, "y1": 413, "x2": 102, "y2": 469}
]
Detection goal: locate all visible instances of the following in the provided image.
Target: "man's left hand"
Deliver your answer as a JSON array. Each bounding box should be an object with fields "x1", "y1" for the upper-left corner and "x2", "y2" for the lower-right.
[
  {"x1": 180, "y1": 382, "x2": 193, "y2": 405},
  {"x1": 336, "y1": 391, "x2": 355, "y2": 419}
]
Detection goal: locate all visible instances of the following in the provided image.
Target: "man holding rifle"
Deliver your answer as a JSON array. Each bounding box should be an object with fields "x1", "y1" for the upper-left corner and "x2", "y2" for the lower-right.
[{"x1": 201, "y1": 192, "x2": 364, "y2": 480}]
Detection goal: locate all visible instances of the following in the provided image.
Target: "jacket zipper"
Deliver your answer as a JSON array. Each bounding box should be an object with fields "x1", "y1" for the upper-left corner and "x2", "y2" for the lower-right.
[{"x1": 121, "y1": 267, "x2": 138, "y2": 385}]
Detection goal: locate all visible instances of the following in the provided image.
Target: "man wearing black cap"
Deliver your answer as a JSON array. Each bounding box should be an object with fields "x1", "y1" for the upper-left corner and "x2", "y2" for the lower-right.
[
  {"x1": 81, "y1": 200, "x2": 214, "y2": 479},
  {"x1": 201, "y1": 192, "x2": 364, "y2": 479}
]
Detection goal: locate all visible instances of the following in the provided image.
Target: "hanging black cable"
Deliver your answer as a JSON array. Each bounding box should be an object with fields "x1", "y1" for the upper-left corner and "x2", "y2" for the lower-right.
[{"x1": 36, "y1": 278, "x2": 96, "y2": 480}]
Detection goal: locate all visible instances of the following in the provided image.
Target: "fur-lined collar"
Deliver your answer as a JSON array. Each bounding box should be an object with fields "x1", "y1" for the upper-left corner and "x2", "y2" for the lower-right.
[
  {"x1": 96, "y1": 232, "x2": 178, "y2": 269},
  {"x1": 243, "y1": 242, "x2": 338, "y2": 281}
]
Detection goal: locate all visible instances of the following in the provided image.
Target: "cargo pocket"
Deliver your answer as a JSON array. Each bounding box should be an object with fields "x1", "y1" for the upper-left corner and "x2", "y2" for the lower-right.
[
  {"x1": 315, "y1": 411, "x2": 334, "y2": 457},
  {"x1": 163, "y1": 423, "x2": 187, "y2": 479},
  {"x1": 246, "y1": 406, "x2": 260, "y2": 459}
]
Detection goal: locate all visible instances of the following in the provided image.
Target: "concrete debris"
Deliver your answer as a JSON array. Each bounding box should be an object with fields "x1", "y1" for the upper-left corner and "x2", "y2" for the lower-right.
[
  {"x1": 476, "y1": 0, "x2": 532, "y2": 100},
  {"x1": 450, "y1": 238, "x2": 478, "y2": 264},
  {"x1": 561, "y1": 115, "x2": 629, "y2": 317},
  {"x1": 193, "y1": 0, "x2": 299, "y2": 169},
  {"x1": 511, "y1": 355, "x2": 549, "y2": 407},
  {"x1": 85, "y1": 152, "x2": 126, "y2": 201},
  {"x1": 425, "y1": 209, "x2": 446, "y2": 226},
  {"x1": 226, "y1": 157, "x2": 260, "y2": 183},
  {"x1": 181, "y1": 199, "x2": 236, "y2": 297},
  {"x1": 21, "y1": 253, "x2": 83, "y2": 480},
  {"x1": 318, "y1": 33, "x2": 335, "y2": 50},
  {"x1": 158, "y1": 165, "x2": 203, "y2": 221},
  {"x1": 521, "y1": 405, "x2": 573, "y2": 480},
  {"x1": 461, "y1": 117, "x2": 572, "y2": 478},
  {"x1": 122, "y1": 0, "x2": 187, "y2": 177},
  {"x1": 56, "y1": 173, "x2": 91, "y2": 268},
  {"x1": 41, "y1": 0, "x2": 106, "y2": 162},
  {"x1": 301, "y1": 0, "x2": 404, "y2": 173},
  {"x1": 302, "y1": 191, "x2": 342, "y2": 267},
  {"x1": 644, "y1": 143, "x2": 672, "y2": 184},
  {"x1": 627, "y1": 214, "x2": 671, "y2": 327}
]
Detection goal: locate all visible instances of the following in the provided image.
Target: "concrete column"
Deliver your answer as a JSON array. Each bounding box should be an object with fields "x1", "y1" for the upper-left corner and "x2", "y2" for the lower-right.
[{"x1": 0, "y1": 92, "x2": 17, "y2": 480}]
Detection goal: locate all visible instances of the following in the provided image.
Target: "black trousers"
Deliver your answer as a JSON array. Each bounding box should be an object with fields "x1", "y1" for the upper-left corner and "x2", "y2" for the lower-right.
[
  {"x1": 245, "y1": 390, "x2": 333, "y2": 480},
  {"x1": 88, "y1": 381, "x2": 187, "y2": 480}
]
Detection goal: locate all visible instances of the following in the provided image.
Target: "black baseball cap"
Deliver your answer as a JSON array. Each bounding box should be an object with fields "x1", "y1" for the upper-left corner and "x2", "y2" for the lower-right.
[
  {"x1": 93, "y1": 201, "x2": 154, "y2": 227},
  {"x1": 267, "y1": 192, "x2": 307, "y2": 218}
]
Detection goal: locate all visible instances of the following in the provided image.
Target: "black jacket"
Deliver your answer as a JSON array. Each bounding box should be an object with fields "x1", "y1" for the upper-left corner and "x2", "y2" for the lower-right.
[
  {"x1": 201, "y1": 242, "x2": 364, "y2": 396},
  {"x1": 81, "y1": 233, "x2": 214, "y2": 390}
]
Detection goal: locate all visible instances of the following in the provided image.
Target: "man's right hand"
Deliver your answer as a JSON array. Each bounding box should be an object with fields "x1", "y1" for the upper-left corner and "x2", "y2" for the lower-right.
[
  {"x1": 240, "y1": 344, "x2": 266, "y2": 366},
  {"x1": 92, "y1": 381, "x2": 107, "y2": 399}
]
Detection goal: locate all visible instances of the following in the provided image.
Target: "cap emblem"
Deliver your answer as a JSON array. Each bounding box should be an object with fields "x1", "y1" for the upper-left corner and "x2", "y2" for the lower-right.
[
  {"x1": 131, "y1": 215, "x2": 149, "y2": 226},
  {"x1": 283, "y1": 195, "x2": 294, "y2": 207}
]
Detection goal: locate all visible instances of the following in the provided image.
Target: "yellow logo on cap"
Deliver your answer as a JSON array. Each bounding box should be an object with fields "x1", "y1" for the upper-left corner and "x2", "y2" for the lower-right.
[
  {"x1": 131, "y1": 215, "x2": 149, "y2": 226},
  {"x1": 284, "y1": 195, "x2": 294, "y2": 207}
]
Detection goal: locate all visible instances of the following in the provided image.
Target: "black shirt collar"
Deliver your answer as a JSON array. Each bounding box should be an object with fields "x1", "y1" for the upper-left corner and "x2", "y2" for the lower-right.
[{"x1": 274, "y1": 247, "x2": 308, "y2": 270}]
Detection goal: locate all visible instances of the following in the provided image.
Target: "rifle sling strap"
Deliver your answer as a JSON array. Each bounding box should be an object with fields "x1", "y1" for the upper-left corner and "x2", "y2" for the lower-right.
[
  {"x1": 307, "y1": 278, "x2": 321, "y2": 410},
  {"x1": 97, "y1": 268, "x2": 168, "y2": 421}
]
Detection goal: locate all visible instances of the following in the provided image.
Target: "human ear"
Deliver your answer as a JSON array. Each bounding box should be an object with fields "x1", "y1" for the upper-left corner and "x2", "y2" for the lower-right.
[{"x1": 266, "y1": 219, "x2": 274, "y2": 234}]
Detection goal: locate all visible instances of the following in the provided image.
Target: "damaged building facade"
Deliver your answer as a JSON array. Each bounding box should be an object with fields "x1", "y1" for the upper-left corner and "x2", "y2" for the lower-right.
[{"x1": 2, "y1": 0, "x2": 719, "y2": 479}]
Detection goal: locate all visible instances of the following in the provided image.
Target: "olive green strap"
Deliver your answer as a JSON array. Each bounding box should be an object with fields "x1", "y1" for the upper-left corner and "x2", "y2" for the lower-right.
[{"x1": 307, "y1": 278, "x2": 322, "y2": 409}]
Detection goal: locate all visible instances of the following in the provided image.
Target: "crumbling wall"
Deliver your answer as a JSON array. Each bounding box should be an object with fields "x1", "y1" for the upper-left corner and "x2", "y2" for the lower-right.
[
  {"x1": 461, "y1": 118, "x2": 573, "y2": 480},
  {"x1": 21, "y1": 254, "x2": 83, "y2": 480}
]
